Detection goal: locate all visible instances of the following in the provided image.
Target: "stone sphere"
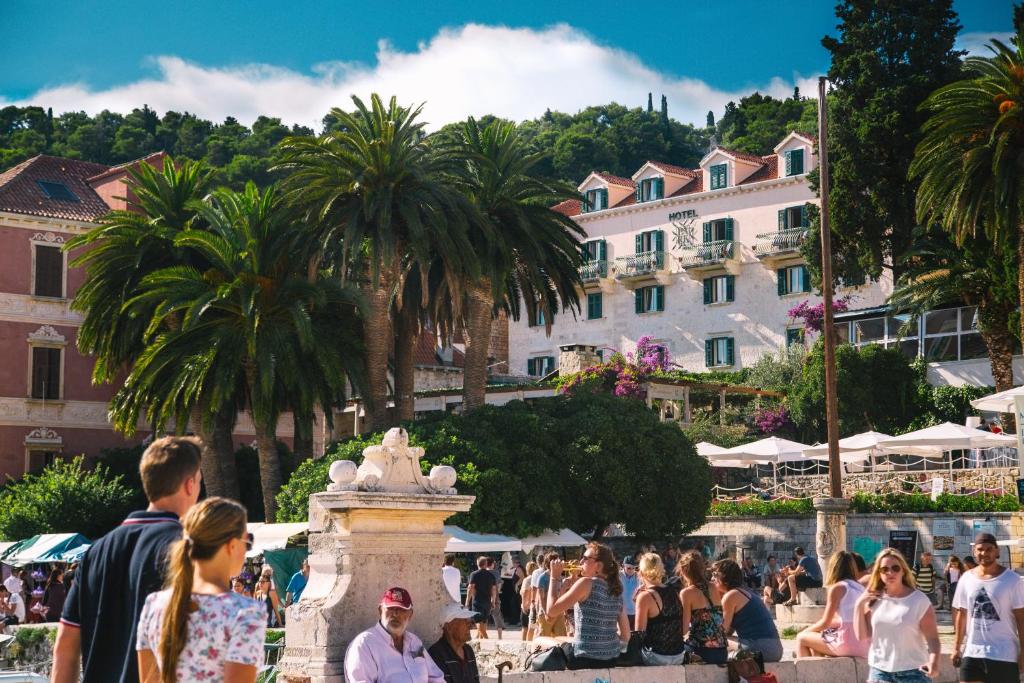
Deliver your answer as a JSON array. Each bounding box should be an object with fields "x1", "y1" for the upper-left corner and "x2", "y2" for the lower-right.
[
  {"x1": 329, "y1": 460, "x2": 357, "y2": 485},
  {"x1": 429, "y1": 465, "x2": 457, "y2": 489}
]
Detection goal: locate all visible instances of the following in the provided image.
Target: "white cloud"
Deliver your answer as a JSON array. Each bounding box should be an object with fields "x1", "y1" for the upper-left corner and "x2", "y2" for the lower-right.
[
  {"x1": 2, "y1": 24, "x2": 819, "y2": 130},
  {"x1": 957, "y1": 31, "x2": 1014, "y2": 57}
]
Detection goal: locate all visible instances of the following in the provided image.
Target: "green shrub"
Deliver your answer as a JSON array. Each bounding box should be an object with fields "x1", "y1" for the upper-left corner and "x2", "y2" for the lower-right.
[
  {"x1": 710, "y1": 493, "x2": 1019, "y2": 516},
  {"x1": 0, "y1": 456, "x2": 135, "y2": 540},
  {"x1": 709, "y1": 498, "x2": 815, "y2": 516}
]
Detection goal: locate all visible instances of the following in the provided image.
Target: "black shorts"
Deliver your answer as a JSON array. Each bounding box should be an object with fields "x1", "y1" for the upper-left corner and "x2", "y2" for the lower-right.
[
  {"x1": 796, "y1": 575, "x2": 822, "y2": 590},
  {"x1": 471, "y1": 602, "x2": 491, "y2": 623},
  {"x1": 960, "y1": 657, "x2": 1019, "y2": 683}
]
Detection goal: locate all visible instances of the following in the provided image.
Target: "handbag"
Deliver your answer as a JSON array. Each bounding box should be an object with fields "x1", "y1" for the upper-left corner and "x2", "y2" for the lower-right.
[
  {"x1": 527, "y1": 644, "x2": 568, "y2": 672},
  {"x1": 727, "y1": 650, "x2": 764, "y2": 683},
  {"x1": 616, "y1": 631, "x2": 644, "y2": 667}
]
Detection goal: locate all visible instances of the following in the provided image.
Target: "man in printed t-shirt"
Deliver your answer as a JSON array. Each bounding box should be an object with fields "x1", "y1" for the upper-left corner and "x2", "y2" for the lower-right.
[{"x1": 951, "y1": 532, "x2": 1024, "y2": 683}]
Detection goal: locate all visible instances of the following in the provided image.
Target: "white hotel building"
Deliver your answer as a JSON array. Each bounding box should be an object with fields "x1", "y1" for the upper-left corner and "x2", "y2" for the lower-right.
[{"x1": 510, "y1": 132, "x2": 1005, "y2": 386}]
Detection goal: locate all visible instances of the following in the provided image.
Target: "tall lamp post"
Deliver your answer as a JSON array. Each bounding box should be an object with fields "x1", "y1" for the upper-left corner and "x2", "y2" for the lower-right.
[{"x1": 813, "y1": 76, "x2": 850, "y2": 570}]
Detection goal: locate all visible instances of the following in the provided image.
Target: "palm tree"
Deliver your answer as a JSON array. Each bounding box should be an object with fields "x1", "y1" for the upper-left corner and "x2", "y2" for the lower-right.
[
  {"x1": 453, "y1": 118, "x2": 585, "y2": 411},
  {"x1": 278, "y1": 94, "x2": 476, "y2": 430},
  {"x1": 889, "y1": 231, "x2": 1019, "y2": 396},
  {"x1": 110, "y1": 183, "x2": 364, "y2": 520},
  {"x1": 910, "y1": 27, "x2": 1024, "y2": 344},
  {"x1": 66, "y1": 158, "x2": 241, "y2": 498}
]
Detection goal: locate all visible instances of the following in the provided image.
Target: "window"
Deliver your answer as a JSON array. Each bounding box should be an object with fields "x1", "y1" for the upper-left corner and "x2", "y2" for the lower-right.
[
  {"x1": 784, "y1": 149, "x2": 805, "y2": 176},
  {"x1": 777, "y1": 205, "x2": 808, "y2": 231},
  {"x1": 709, "y1": 163, "x2": 728, "y2": 190},
  {"x1": 701, "y1": 218, "x2": 734, "y2": 243},
  {"x1": 31, "y1": 347, "x2": 61, "y2": 400},
  {"x1": 703, "y1": 275, "x2": 735, "y2": 305},
  {"x1": 36, "y1": 180, "x2": 79, "y2": 202},
  {"x1": 923, "y1": 306, "x2": 986, "y2": 362},
  {"x1": 582, "y1": 188, "x2": 608, "y2": 213},
  {"x1": 583, "y1": 240, "x2": 606, "y2": 262},
  {"x1": 27, "y1": 451, "x2": 58, "y2": 474},
  {"x1": 635, "y1": 177, "x2": 664, "y2": 202},
  {"x1": 777, "y1": 265, "x2": 810, "y2": 296},
  {"x1": 705, "y1": 336, "x2": 735, "y2": 367},
  {"x1": 587, "y1": 292, "x2": 603, "y2": 320},
  {"x1": 786, "y1": 327, "x2": 805, "y2": 348},
  {"x1": 635, "y1": 230, "x2": 664, "y2": 253},
  {"x1": 33, "y1": 244, "x2": 64, "y2": 298},
  {"x1": 527, "y1": 356, "x2": 555, "y2": 377},
  {"x1": 528, "y1": 308, "x2": 551, "y2": 327},
  {"x1": 634, "y1": 285, "x2": 664, "y2": 314}
]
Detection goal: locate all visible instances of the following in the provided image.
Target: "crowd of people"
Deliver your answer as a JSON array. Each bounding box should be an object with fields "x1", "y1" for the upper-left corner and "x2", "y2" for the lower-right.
[{"x1": 0, "y1": 566, "x2": 72, "y2": 625}]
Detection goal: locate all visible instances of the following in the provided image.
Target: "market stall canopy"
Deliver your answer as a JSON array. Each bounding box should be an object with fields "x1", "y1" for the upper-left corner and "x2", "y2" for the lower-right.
[
  {"x1": 246, "y1": 522, "x2": 308, "y2": 558},
  {"x1": 2, "y1": 533, "x2": 90, "y2": 567},
  {"x1": 803, "y1": 431, "x2": 896, "y2": 463},
  {"x1": 877, "y1": 422, "x2": 1017, "y2": 455},
  {"x1": 521, "y1": 529, "x2": 587, "y2": 553},
  {"x1": 444, "y1": 526, "x2": 522, "y2": 553},
  {"x1": 60, "y1": 543, "x2": 90, "y2": 563},
  {"x1": 724, "y1": 436, "x2": 814, "y2": 464},
  {"x1": 970, "y1": 387, "x2": 1024, "y2": 413},
  {"x1": 0, "y1": 542, "x2": 17, "y2": 560}
]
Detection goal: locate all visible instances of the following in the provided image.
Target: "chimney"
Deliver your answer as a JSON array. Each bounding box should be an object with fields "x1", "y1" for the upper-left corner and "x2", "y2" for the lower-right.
[{"x1": 559, "y1": 344, "x2": 601, "y2": 375}]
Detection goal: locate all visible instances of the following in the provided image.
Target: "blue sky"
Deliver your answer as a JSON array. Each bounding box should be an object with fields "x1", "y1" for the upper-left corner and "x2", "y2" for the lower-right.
[{"x1": 1, "y1": 0, "x2": 1014, "y2": 128}]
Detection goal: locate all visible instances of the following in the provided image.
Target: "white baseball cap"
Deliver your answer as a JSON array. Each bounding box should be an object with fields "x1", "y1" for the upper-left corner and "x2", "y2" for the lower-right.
[{"x1": 439, "y1": 603, "x2": 477, "y2": 625}]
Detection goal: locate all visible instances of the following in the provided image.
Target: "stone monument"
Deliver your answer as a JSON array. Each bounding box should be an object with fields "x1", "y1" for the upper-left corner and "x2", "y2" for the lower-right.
[
  {"x1": 813, "y1": 496, "x2": 851, "y2": 573},
  {"x1": 279, "y1": 427, "x2": 475, "y2": 683}
]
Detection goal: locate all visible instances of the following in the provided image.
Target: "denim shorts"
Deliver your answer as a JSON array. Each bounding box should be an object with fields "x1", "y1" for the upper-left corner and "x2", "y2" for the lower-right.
[{"x1": 867, "y1": 667, "x2": 931, "y2": 683}]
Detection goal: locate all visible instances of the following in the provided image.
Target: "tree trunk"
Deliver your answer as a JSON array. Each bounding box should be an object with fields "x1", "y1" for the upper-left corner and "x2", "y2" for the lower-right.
[
  {"x1": 254, "y1": 418, "x2": 283, "y2": 522},
  {"x1": 363, "y1": 276, "x2": 394, "y2": 431},
  {"x1": 978, "y1": 297, "x2": 1017, "y2": 432},
  {"x1": 190, "y1": 402, "x2": 225, "y2": 498},
  {"x1": 461, "y1": 283, "x2": 495, "y2": 413},
  {"x1": 293, "y1": 411, "x2": 314, "y2": 461},
  {"x1": 212, "y1": 408, "x2": 240, "y2": 500},
  {"x1": 393, "y1": 307, "x2": 418, "y2": 422}
]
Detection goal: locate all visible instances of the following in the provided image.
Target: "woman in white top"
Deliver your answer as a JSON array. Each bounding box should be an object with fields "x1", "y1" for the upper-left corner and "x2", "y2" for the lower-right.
[
  {"x1": 796, "y1": 550, "x2": 868, "y2": 658},
  {"x1": 137, "y1": 497, "x2": 266, "y2": 683},
  {"x1": 943, "y1": 555, "x2": 963, "y2": 609},
  {"x1": 854, "y1": 548, "x2": 941, "y2": 683}
]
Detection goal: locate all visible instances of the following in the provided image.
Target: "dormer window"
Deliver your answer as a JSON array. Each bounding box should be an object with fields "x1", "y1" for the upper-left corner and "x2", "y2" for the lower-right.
[
  {"x1": 709, "y1": 164, "x2": 728, "y2": 190},
  {"x1": 784, "y1": 149, "x2": 804, "y2": 176},
  {"x1": 582, "y1": 188, "x2": 608, "y2": 213},
  {"x1": 635, "y1": 178, "x2": 664, "y2": 203}
]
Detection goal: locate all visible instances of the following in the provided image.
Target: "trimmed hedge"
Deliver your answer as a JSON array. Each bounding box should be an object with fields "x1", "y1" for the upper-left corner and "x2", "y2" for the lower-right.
[{"x1": 710, "y1": 493, "x2": 1020, "y2": 517}]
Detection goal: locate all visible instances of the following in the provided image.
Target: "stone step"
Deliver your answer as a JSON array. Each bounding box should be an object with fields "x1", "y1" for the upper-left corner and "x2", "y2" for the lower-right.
[
  {"x1": 774, "y1": 603, "x2": 826, "y2": 625},
  {"x1": 800, "y1": 587, "x2": 826, "y2": 605}
]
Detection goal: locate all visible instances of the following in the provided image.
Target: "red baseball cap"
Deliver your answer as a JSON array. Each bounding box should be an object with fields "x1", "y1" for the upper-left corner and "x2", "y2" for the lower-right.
[{"x1": 381, "y1": 586, "x2": 413, "y2": 609}]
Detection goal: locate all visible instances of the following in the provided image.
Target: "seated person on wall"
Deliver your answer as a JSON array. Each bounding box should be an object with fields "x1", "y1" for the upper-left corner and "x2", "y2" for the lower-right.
[
  {"x1": 633, "y1": 553, "x2": 688, "y2": 666},
  {"x1": 345, "y1": 587, "x2": 445, "y2": 683},
  {"x1": 428, "y1": 604, "x2": 480, "y2": 683},
  {"x1": 760, "y1": 556, "x2": 781, "y2": 606},
  {"x1": 783, "y1": 546, "x2": 822, "y2": 606},
  {"x1": 795, "y1": 550, "x2": 869, "y2": 659},
  {"x1": 714, "y1": 559, "x2": 784, "y2": 663},
  {"x1": 545, "y1": 543, "x2": 631, "y2": 670}
]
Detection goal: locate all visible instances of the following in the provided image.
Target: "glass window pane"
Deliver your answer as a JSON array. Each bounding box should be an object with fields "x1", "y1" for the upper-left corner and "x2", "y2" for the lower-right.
[
  {"x1": 886, "y1": 314, "x2": 916, "y2": 339},
  {"x1": 924, "y1": 335, "x2": 958, "y2": 361},
  {"x1": 834, "y1": 322, "x2": 851, "y2": 344},
  {"x1": 899, "y1": 339, "x2": 919, "y2": 360},
  {"x1": 960, "y1": 307, "x2": 978, "y2": 332},
  {"x1": 855, "y1": 318, "x2": 885, "y2": 343},
  {"x1": 959, "y1": 333, "x2": 987, "y2": 361},
  {"x1": 925, "y1": 309, "x2": 958, "y2": 335}
]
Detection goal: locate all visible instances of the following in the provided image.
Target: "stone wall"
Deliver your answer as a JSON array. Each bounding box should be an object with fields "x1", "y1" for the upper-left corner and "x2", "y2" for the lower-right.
[
  {"x1": 0, "y1": 624, "x2": 56, "y2": 676},
  {"x1": 752, "y1": 467, "x2": 1020, "y2": 499},
  {"x1": 693, "y1": 511, "x2": 1024, "y2": 565}
]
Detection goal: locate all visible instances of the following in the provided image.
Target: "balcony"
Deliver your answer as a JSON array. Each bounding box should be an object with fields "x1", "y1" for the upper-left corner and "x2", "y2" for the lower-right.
[
  {"x1": 679, "y1": 240, "x2": 736, "y2": 272},
  {"x1": 613, "y1": 250, "x2": 673, "y2": 287},
  {"x1": 753, "y1": 228, "x2": 808, "y2": 267},
  {"x1": 579, "y1": 260, "x2": 608, "y2": 282}
]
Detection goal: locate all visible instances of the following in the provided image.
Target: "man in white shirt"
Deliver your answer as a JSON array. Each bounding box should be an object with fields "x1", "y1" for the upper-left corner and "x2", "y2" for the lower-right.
[
  {"x1": 442, "y1": 556, "x2": 462, "y2": 603},
  {"x1": 0, "y1": 585, "x2": 25, "y2": 626},
  {"x1": 951, "y1": 532, "x2": 1024, "y2": 683},
  {"x1": 345, "y1": 587, "x2": 445, "y2": 683},
  {"x1": 3, "y1": 569, "x2": 24, "y2": 597}
]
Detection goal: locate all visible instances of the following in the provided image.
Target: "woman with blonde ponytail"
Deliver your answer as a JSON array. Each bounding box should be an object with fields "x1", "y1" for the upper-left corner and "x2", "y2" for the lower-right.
[{"x1": 136, "y1": 497, "x2": 265, "y2": 683}]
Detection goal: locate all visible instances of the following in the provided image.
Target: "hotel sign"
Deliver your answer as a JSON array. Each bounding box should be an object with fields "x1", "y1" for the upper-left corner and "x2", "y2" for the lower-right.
[{"x1": 669, "y1": 209, "x2": 699, "y2": 250}]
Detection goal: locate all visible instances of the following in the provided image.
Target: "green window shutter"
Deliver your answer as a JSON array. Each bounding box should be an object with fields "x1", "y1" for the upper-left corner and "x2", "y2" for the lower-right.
[
  {"x1": 635, "y1": 233, "x2": 644, "y2": 253},
  {"x1": 702, "y1": 222, "x2": 711, "y2": 243},
  {"x1": 599, "y1": 188, "x2": 608, "y2": 209},
  {"x1": 546, "y1": 356, "x2": 556, "y2": 373},
  {"x1": 654, "y1": 230, "x2": 664, "y2": 252},
  {"x1": 777, "y1": 269, "x2": 787, "y2": 296},
  {"x1": 784, "y1": 150, "x2": 792, "y2": 176},
  {"x1": 778, "y1": 209, "x2": 786, "y2": 231},
  {"x1": 705, "y1": 340, "x2": 714, "y2": 367},
  {"x1": 655, "y1": 285, "x2": 665, "y2": 312},
  {"x1": 527, "y1": 358, "x2": 535, "y2": 375},
  {"x1": 726, "y1": 338, "x2": 735, "y2": 366},
  {"x1": 635, "y1": 289, "x2": 643, "y2": 314},
  {"x1": 792, "y1": 149, "x2": 804, "y2": 175},
  {"x1": 581, "y1": 193, "x2": 589, "y2": 213},
  {"x1": 635, "y1": 184, "x2": 642, "y2": 202},
  {"x1": 656, "y1": 177, "x2": 664, "y2": 199},
  {"x1": 800, "y1": 204, "x2": 808, "y2": 227},
  {"x1": 726, "y1": 275, "x2": 735, "y2": 302},
  {"x1": 724, "y1": 218, "x2": 734, "y2": 241},
  {"x1": 801, "y1": 265, "x2": 811, "y2": 293},
  {"x1": 598, "y1": 239, "x2": 607, "y2": 261},
  {"x1": 703, "y1": 278, "x2": 712, "y2": 305}
]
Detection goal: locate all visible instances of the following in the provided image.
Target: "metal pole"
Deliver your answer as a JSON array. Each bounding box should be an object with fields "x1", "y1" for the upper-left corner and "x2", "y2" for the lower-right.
[{"x1": 817, "y1": 76, "x2": 843, "y2": 499}]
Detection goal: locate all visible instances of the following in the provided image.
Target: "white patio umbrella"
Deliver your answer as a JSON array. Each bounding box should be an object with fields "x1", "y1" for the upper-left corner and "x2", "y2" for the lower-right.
[
  {"x1": 803, "y1": 431, "x2": 894, "y2": 463},
  {"x1": 969, "y1": 387, "x2": 1024, "y2": 413},
  {"x1": 695, "y1": 441, "x2": 751, "y2": 469},
  {"x1": 877, "y1": 422, "x2": 1016, "y2": 455},
  {"x1": 696, "y1": 441, "x2": 729, "y2": 457},
  {"x1": 725, "y1": 436, "x2": 815, "y2": 484}
]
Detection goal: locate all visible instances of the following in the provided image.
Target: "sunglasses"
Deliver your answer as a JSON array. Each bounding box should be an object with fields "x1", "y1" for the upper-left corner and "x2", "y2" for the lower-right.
[
  {"x1": 581, "y1": 555, "x2": 598, "y2": 563},
  {"x1": 879, "y1": 565, "x2": 902, "y2": 574}
]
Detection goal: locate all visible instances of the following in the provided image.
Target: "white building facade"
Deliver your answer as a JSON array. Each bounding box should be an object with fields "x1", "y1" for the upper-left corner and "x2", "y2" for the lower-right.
[{"x1": 510, "y1": 132, "x2": 895, "y2": 376}]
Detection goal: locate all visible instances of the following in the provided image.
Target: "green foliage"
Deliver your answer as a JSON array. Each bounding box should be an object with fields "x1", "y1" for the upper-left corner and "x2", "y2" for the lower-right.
[
  {"x1": 848, "y1": 492, "x2": 1019, "y2": 513},
  {"x1": 96, "y1": 444, "x2": 147, "y2": 509},
  {"x1": 905, "y1": 374, "x2": 989, "y2": 431},
  {"x1": 682, "y1": 410, "x2": 751, "y2": 450},
  {"x1": 234, "y1": 443, "x2": 299, "y2": 522},
  {"x1": 716, "y1": 89, "x2": 816, "y2": 155},
  {"x1": 744, "y1": 346, "x2": 806, "y2": 393},
  {"x1": 709, "y1": 498, "x2": 815, "y2": 516},
  {"x1": 780, "y1": 626, "x2": 800, "y2": 640},
  {"x1": 0, "y1": 456, "x2": 135, "y2": 540}
]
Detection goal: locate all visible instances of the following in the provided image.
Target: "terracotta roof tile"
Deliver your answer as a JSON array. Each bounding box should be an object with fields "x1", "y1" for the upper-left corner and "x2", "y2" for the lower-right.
[
  {"x1": 716, "y1": 147, "x2": 767, "y2": 166},
  {"x1": 551, "y1": 199, "x2": 581, "y2": 217},
  {"x1": 86, "y1": 151, "x2": 167, "y2": 183},
  {"x1": 611, "y1": 193, "x2": 636, "y2": 209},
  {"x1": 738, "y1": 155, "x2": 779, "y2": 185},
  {"x1": 646, "y1": 161, "x2": 696, "y2": 177},
  {"x1": 413, "y1": 333, "x2": 465, "y2": 368},
  {"x1": 668, "y1": 170, "x2": 703, "y2": 197},
  {"x1": 594, "y1": 172, "x2": 635, "y2": 189},
  {"x1": 0, "y1": 155, "x2": 112, "y2": 222}
]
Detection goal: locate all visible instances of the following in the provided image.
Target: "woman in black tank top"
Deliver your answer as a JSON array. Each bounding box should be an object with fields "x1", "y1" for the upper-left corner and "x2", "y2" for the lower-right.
[{"x1": 634, "y1": 553, "x2": 687, "y2": 665}]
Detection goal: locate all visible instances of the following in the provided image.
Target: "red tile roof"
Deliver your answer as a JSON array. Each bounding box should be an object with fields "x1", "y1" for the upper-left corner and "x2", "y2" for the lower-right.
[
  {"x1": 551, "y1": 199, "x2": 581, "y2": 217},
  {"x1": 0, "y1": 155, "x2": 113, "y2": 222},
  {"x1": 646, "y1": 161, "x2": 696, "y2": 177},
  {"x1": 85, "y1": 151, "x2": 166, "y2": 183},
  {"x1": 413, "y1": 332, "x2": 465, "y2": 368},
  {"x1": 594, "y1": 172, "x2": 635, "y2": 188},
  {"x1": 668, "y1": 170, "x2": 703, "y2": 197},
  {"x1": 715, "y1": 147, "x2": 768, "y2": 166},
  {"x1": 611, "y1": 193, "x2": 636, "y2": 209},
  {"x1": 738, "y1": 155, "x2": 779, "y2": 185}
]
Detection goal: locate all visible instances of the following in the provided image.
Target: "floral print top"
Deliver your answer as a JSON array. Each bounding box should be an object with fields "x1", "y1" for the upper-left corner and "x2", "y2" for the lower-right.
[{"x1": 137, "y1": 590, "x2": 266, "y2": 680}]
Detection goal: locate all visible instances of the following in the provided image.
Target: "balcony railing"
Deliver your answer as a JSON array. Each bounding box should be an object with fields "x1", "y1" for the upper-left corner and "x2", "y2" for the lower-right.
[
  {"x1": 614, "y1": 251, "x2": 665, "y2": 278},
  {"x1": 579, "y1": 260, "x2": 608, "y2": 281},
  {"x1": 679, "y1": 240, "x2": 735, "y2": 268},
  {"x1": 753, "y1": 228, "x2": 808, "y2": 256}
]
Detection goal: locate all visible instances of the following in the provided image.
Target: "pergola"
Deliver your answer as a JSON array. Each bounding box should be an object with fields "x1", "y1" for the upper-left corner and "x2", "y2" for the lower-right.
[{"x1": 644, "y1": 377, "x2": 784, "y2": 426}]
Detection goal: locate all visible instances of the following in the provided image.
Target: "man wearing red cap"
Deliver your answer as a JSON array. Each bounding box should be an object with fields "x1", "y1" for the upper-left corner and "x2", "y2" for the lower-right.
[{"x1": 345, "y1": 587, "x2": 445, "y2": 683}]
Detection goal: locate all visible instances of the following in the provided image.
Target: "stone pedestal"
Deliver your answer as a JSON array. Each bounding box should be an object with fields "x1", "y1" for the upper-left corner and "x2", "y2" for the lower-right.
[
  {"x1": 813, "y1": 497, "x2": 850, "y2": 573},
  {"x1": 279, "y1": 428, "x2": 475, "y2": 683}
]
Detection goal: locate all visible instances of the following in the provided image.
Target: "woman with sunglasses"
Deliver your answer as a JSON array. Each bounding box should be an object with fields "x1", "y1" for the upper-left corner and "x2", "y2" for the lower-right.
[
  {"x1": 137, "y1": 497, "x2": 265, "y2": 683},
  {"x1": 255, "y1": 568, "x2": 285, "y2": 627},
  {"x1": 854, "y1": 548, "x2": 941, "y2": 683},
  {"x1": 547, "y1": 543, "x2": 630, "y2": 670}
]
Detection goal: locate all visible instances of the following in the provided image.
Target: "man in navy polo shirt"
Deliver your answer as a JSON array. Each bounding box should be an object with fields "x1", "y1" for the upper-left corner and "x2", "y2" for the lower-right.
[{"x1": 51, "y1": 436, "x2": 203, "y2": 683}]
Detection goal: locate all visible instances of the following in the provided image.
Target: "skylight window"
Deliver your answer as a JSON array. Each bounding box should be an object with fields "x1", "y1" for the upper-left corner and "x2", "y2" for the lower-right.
[{"x1": 36, "y1": 180, "x2": 79, "y2": 202}]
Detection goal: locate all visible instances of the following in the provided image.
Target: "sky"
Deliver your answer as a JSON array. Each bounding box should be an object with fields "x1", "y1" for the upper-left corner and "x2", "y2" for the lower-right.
[{"x1": 1, "y1": 0, "x2": 1014, "y2": 130}]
